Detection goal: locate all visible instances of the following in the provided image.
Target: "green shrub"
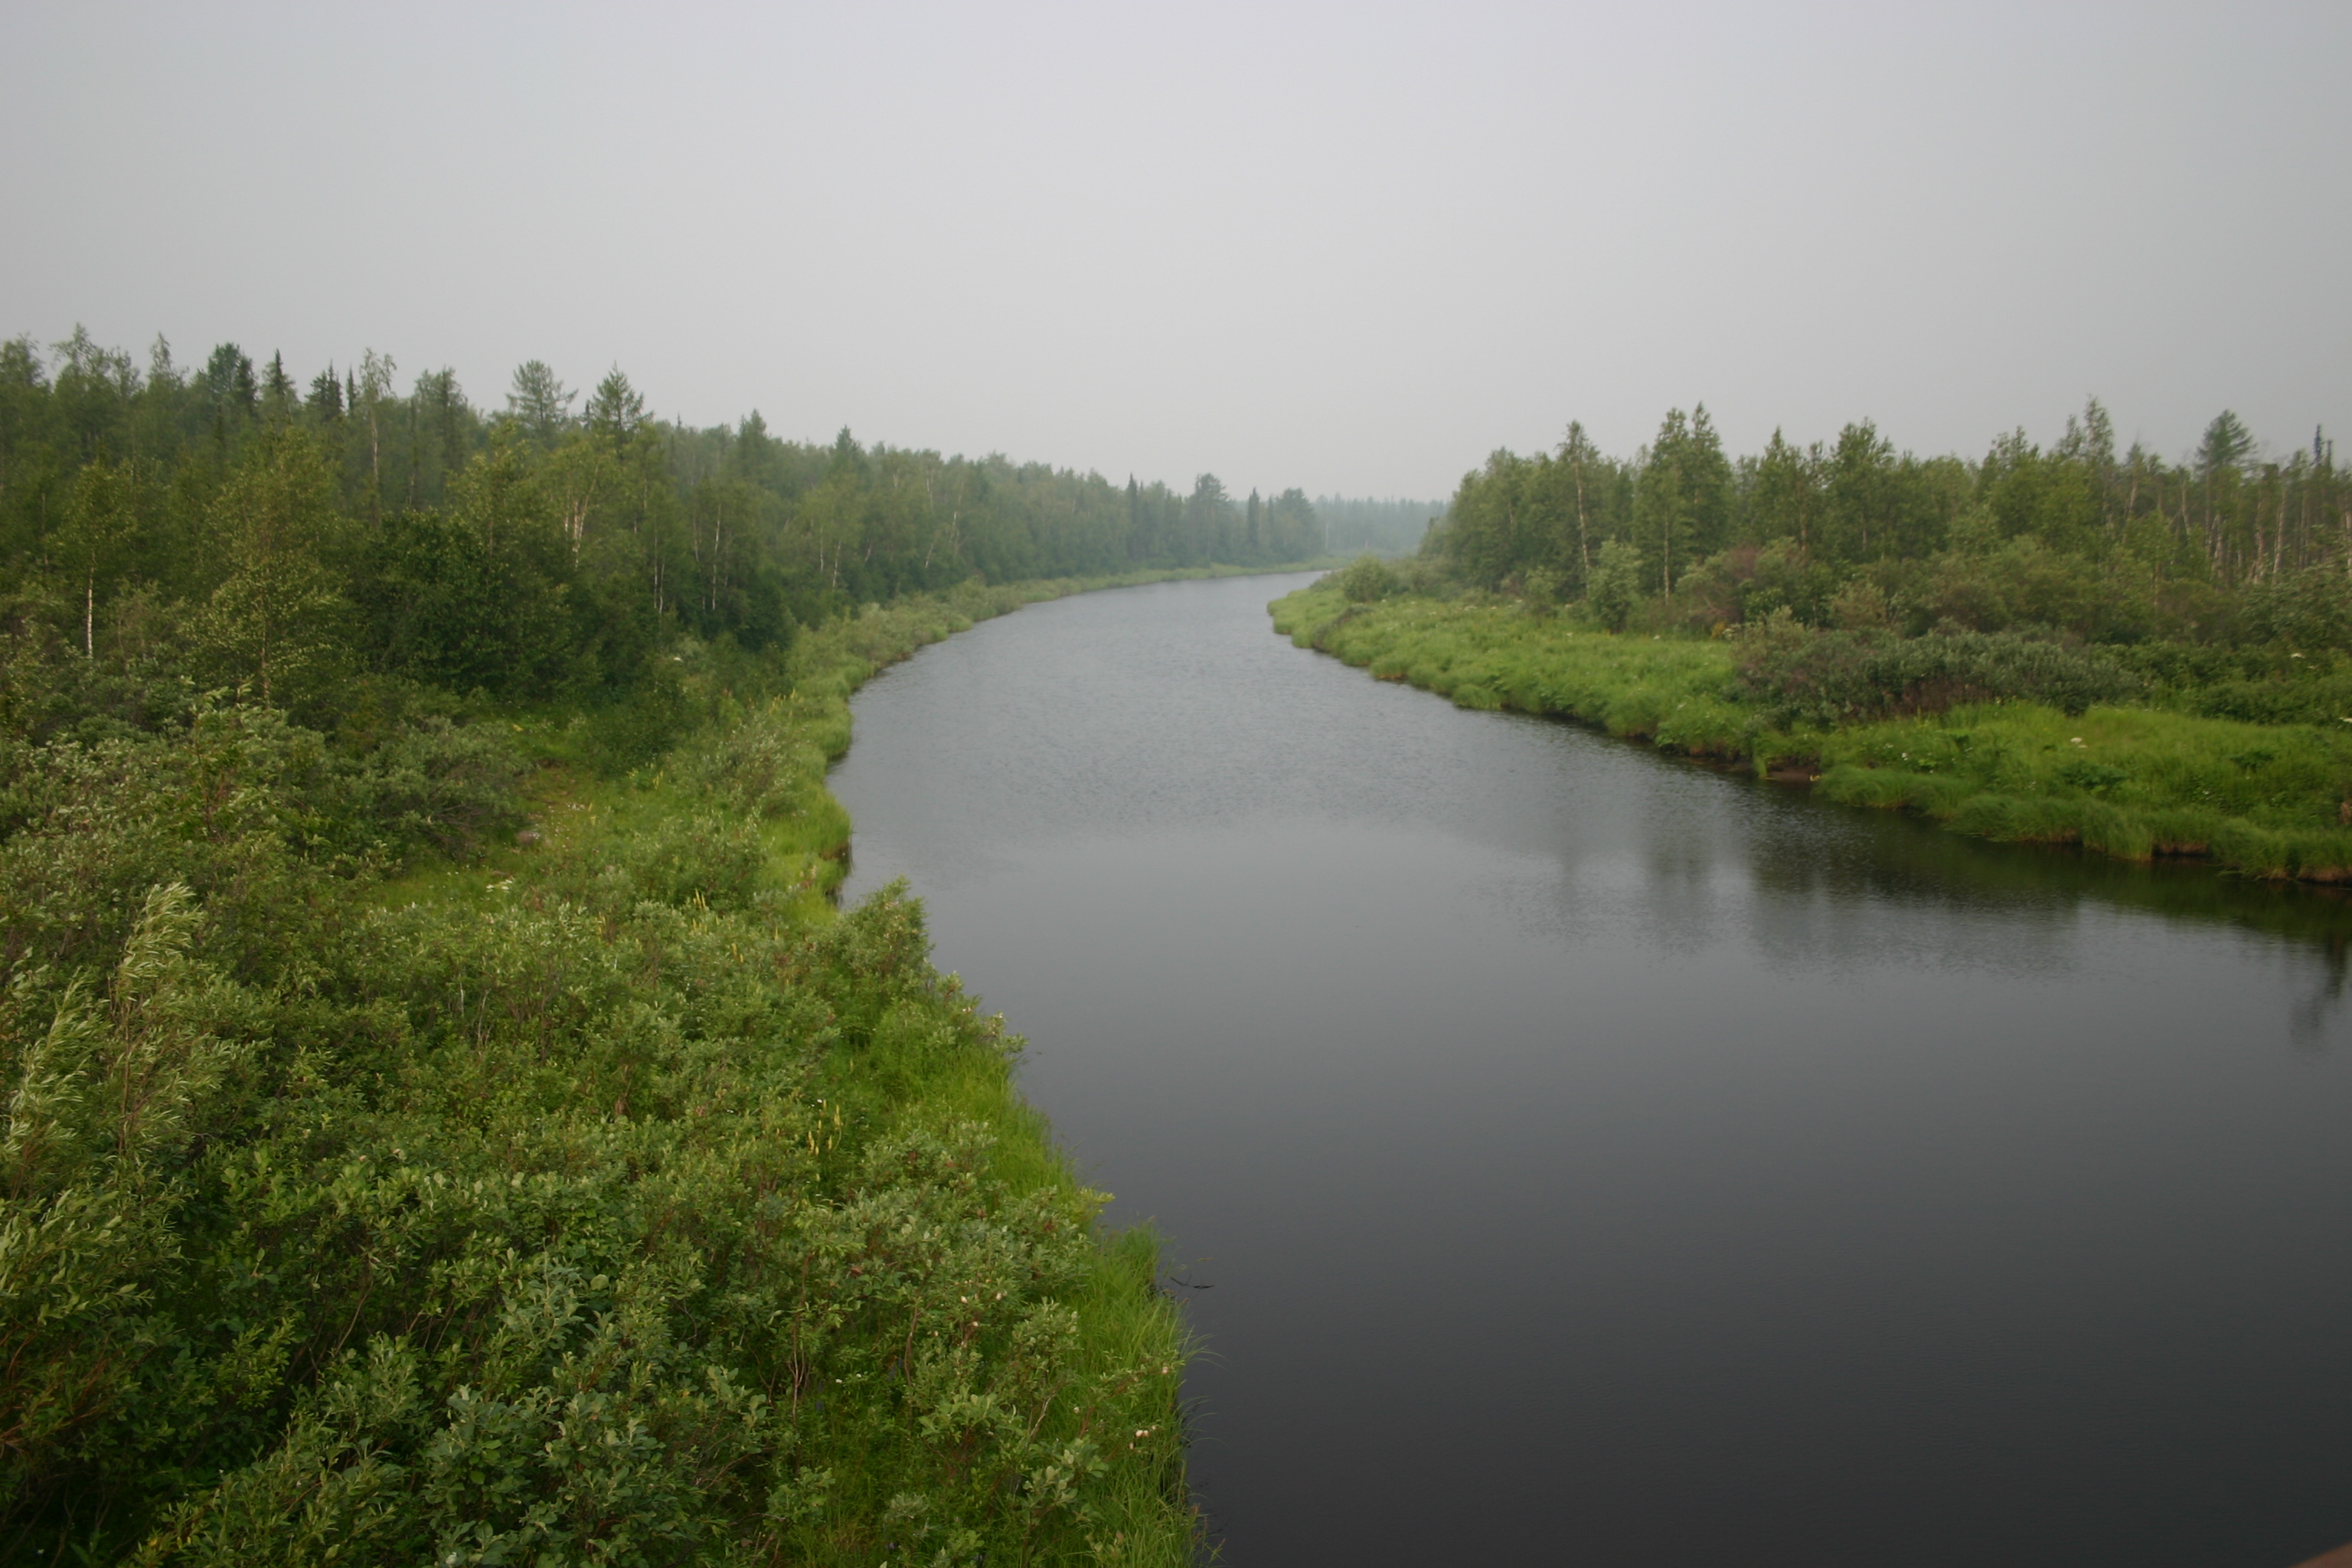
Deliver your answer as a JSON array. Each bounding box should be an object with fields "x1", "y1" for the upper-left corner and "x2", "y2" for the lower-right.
[
  {"x1": 1585, "y1": 539, "x2": 1642, "y2": 632},
  {"x1": 2239, "y1": 567, "x2": 2352, "y2": 651},
  {"x1": 679, "y1": 698, "x2": 825, "y2": 817},
  {"x1": 334, "y1": 714, "x2": 526, "y2": 859},
  {"x1": 1337, "y1": 554, "x2": 1401, "y2": 603},
  {"x1": 1738, "y1": 629, "x2": 2136, "y2": 727},
  {"x1": 2184, "y1": 666, "x2": 2352, "y2": 727},
  {"x1": 581, "y1": 670, "x2": 696, "y2": 775}
]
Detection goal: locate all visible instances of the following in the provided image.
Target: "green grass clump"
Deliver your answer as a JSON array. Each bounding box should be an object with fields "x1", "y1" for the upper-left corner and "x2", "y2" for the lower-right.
[
  {"x1": 1812, "y1": 704, "x2": 2352, "y2": 877},
  {"x1": 1272, "y1": 581, "x2": 1749, "y2": 757},
  {"x1": 1272, "y1": 580, "x2": 2352, "y2": 882}
]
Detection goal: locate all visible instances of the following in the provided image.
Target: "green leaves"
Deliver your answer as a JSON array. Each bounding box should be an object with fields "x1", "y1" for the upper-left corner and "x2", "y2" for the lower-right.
[
  {"x1": 0, "y1": 619, "x2": 1190, "y2": 1560},
  {"x1": 1736, "y1": 628, "x2": 2138, "y2": 728},
  {"x1": 1336, "y1": 554, "x2": 1400, "y2": 603},
  {"x1": 0, "y1": 882, "x2": 253, "y2": 1527},
  {"x1": 188, "y1": 433, "x2": 347, "y2": 710},
  {"x1": 1585, "y1": 538, "x2": 1644, "y2": 632},
  {"x1": 0, "y1": 327, "x2": 1231, "y2": 1561}
]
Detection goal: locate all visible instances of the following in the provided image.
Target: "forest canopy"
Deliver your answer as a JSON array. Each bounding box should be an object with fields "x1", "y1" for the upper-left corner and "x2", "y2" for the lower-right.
[
  {"x1": 1423, "y1": 400, "x2": 2347, "y2": 646},
  {"x1": 0, "y1": 328, "x2": 1328, "y2": 727}
]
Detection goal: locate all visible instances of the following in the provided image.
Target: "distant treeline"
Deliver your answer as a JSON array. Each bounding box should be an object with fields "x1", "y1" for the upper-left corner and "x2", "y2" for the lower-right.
[
  {"x1": 1426, "y1": 402, "x2": 2350, "y2": 644},
  {"x1": 0, "y1": 328, "x2": 1326, "y2": 716},
  {"x1": 1312, "y1": 495, "x2": 1445, "y2": 557}
]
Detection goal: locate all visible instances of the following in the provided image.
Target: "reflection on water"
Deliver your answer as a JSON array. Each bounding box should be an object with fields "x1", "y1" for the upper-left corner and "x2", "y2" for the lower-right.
[{"x1": 835, "y1": 573, "x2": 2352, "y2": 1568}]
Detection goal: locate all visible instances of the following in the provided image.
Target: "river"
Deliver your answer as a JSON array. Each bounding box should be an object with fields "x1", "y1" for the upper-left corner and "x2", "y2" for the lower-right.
[{"x1": 831, "y1": 571, "x2": 2352, "y2": 1567}]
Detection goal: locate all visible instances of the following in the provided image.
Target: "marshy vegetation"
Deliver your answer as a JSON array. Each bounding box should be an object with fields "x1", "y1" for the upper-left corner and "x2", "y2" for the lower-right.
[
  {"x1": 0, "y1": 328, "x2": 1297, "y2": 1562},
  {"x1": 1276, "y1": 400, "x2": 2352, "y2": 882}
]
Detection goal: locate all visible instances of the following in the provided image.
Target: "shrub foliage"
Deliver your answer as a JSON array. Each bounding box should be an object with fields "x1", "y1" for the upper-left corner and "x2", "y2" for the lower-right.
[
  {"x1": 1733, "y1": 627, "x2": 2138, "y2": 728},
  {"x1": 0, "y1": 580, "x2": 1199, "y2": 1564}
]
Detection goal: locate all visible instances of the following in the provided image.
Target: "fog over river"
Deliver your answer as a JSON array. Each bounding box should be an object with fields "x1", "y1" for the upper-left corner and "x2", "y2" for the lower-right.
[{"x1": 833, "y1": 571, "x2": 2352, "y2": 1568}]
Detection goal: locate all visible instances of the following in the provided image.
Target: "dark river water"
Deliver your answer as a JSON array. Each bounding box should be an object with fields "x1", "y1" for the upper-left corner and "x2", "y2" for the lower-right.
[{"x1": 832, "y1": 572, "x2": 2352, "y2": 1568}]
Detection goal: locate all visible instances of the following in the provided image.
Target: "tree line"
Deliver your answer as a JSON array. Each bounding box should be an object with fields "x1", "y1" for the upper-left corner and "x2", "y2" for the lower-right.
[
  {"x1": 0, "y1": 328, "x2": 1328, "y2": 723},
  {"x1": 1426, "y1": 400, "x2": 2350, "y2": 644}
]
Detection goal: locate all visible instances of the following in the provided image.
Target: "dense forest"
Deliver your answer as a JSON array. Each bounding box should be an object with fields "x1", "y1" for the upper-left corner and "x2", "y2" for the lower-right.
[
  {"x1": 0, "y1": 329, "x2": 1267, "y2": 1563},
  {"x1": 0, "y1": 328, "x2": 1325, "y2": 729},
  {"x1": 1426, "y1": 401, "x2": 2349, "y2": 647}
]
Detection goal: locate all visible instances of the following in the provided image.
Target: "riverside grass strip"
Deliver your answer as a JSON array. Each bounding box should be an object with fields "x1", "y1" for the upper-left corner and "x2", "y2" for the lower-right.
[
  {"x1": 1271, "y1": 579, "x2": 2352, "y2": 883},
  {"x1": 2, "y1": 571, "x2": 1224, "y2": 1566}
]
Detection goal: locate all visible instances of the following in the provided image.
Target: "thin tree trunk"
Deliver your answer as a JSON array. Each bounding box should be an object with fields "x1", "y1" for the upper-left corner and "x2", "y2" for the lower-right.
[
  {"x1": 2275, "y1": 483, "x2": 2287, "y2": 579},
  {"x1": 1573, "y1": 460, "x2": 1590, "y2": 585}
]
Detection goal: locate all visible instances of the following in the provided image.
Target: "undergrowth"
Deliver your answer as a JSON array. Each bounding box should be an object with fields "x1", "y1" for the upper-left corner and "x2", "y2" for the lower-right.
[{"x1": 0, "y1": 572, "x2": 1221, "y2": 1564}]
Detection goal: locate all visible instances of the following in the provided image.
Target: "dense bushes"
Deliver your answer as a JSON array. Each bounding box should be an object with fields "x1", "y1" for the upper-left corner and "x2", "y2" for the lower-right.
[
  {"x1": 2184, "y1": 669, "x2": 2352, "y2": 726},
  {"x1": 351, "y1": 503, "x2": 579, "y2": 698},
  {"x1": 0, "y1": 867, "x2": 1184, "y2": 1563},
  {"x1": 0, "y1": 703, "x2": 525, "y2": 982},
  {"x1": 1336, "y1": 554, "x2": 1400, "y2": 603},
  {"x1": 2238, "y1": 567, "x2": 2352, "y2": 651},
  {"x1": 0, "y1": 575, "x2": 1203, "y2": 1563},
  {"x1": 1733, "y1": 626, "x2": 2138, "y2": 727}
]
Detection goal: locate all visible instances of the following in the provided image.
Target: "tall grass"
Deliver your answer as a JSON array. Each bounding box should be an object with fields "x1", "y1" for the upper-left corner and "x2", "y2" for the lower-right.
[
  {"x1": 1811, "y1": 704, "x2": 2352, "y2": 879},
  {"x1": 1272, "y1": 583, "x2": 1748, "y2": 756}
]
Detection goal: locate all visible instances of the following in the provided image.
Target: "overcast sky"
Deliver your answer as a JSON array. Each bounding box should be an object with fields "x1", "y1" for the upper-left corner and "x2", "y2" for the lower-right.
[{"x1": 3, "y1": 1, "x2": 2344, "y2": 498}]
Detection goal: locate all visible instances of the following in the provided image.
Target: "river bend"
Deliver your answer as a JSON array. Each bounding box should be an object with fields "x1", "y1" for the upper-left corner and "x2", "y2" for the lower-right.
[{"x1": 833, "y1": 572, "x2": 2352, "y2": 1568}]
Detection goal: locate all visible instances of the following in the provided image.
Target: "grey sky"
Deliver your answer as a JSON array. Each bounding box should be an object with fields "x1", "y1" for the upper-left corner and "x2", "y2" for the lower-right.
[{"x1": 4, "y1": 1, "x2": 2344, "y2": 498}]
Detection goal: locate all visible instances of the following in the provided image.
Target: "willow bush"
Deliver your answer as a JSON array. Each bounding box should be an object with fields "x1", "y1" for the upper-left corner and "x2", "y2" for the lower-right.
[
  {"x1": 1733, "y1": 626, "x2": 2139, "y2": 729},
  {"x1": 0, "y1": 577, "x2": 1201, "y2": 1565}
]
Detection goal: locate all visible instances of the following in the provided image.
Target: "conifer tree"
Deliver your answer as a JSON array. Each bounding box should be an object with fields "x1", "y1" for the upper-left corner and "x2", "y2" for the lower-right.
[{"x1": 507, "y1": 360, "x2": 574, "y2": 447}]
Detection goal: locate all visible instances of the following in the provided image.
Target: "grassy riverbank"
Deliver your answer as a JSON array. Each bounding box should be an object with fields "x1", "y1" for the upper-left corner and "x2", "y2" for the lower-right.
[
  {"x1": 1272, "y1": 578, "x2": 2352, "y2": 882},
  {"x1": 1, "y1": 570, "x2": 1229, "y2": 1563}
]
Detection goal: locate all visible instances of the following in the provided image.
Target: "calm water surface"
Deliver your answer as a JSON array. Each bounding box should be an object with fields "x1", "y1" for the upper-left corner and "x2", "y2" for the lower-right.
[{"x1": 833, "y1": 573, "x2": 2352, "y2": 1567}]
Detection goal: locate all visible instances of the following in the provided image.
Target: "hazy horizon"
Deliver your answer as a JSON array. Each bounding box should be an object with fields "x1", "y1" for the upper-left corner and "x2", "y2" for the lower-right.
[{"x1": 5, "y1": 1, "x2": 2345, "y2": 498}]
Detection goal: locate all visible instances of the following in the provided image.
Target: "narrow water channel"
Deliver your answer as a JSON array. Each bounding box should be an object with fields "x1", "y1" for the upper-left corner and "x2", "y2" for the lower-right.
[{"x1": 832, "y1": 572, "x2": 2352, "y2": 1568}]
